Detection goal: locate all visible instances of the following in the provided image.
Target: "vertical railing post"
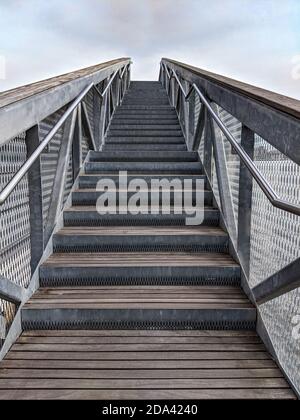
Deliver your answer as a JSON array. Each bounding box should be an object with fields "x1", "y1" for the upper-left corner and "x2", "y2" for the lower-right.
[
  {"x1": 126, "y1": 65, "x2": 131, "y2": 90},
  {"x1": 118, "y1": 75, "x2": 123, "y2": 104},
  {"x1": 108, "y1": 85, "x2": 113, "y2": 121},
  {"x1": 25, "y1": 125, "x2": 44, "y2": 273},
  {"x1": 209, "y1": 106, "x2": 237, "y2": 241},
  {"x1": 192, "y1": 104, "x2": 206, "y2": 152},
  {"x1": 116, "y1": 74, "x2": 121, "y2": 107},
  {"x1": 237, "y1": 125, "x2": 255, "y2": 276},
  {"x1": 164, "y1": 67, "x2": 168, "y2": 92},
  {"x1": 159, "y1": 63, "x2": 164, "y2": 86},
  {"x1": 99, "y1": 79, "x2": 108, "y2": 147},
  {"x1": 179, "y1": 78, "x2": 185, "y2": 128},
  {"x1": 203, "y1": 109, "x2": 212, "y2": 180},
  {"x1": 44, "y1": 110, "x2": 77, "y2": 242},
  {"x1": 111, "y1": 75, "x2": 118, "y2": 111},
  {"x1": 187, "y1": 89, "x2": 195, "y2": 151},
  {"x1": 72, "y1": 103, "x2": 82, "y2": 180},
  {"x1": 93, "y1": 88, "x2": 102, "y2": 150},
  {"x1": 170, "y1": 76, "x2": 175, "y2": 107},
  {"x1": 182, "y1": 80, "x2": 189, "y2": 142}
]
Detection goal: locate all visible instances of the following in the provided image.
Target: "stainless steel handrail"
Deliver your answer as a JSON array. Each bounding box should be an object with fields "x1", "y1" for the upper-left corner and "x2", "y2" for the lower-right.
[
  {"x1": 162, "y1": 62, "x2": 300, "y2": 217},
  {"x1": 0, "y1": 63, "x2": 129, "y2": 205}
]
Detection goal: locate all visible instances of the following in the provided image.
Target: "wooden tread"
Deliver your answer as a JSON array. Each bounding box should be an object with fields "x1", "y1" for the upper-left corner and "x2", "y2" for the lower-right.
[
  {"x1": 24, "y1": 285, "x2": 253, "y2": 310},
  {"x1": 0, "y1": 330, "x2": 295, "y2": 400},
  {"x1": 56, "y1": 226, "x2": 227, "y2": 237},
  {"x1": 42, "y1": 252, "x2": 238, "y2": 267}
]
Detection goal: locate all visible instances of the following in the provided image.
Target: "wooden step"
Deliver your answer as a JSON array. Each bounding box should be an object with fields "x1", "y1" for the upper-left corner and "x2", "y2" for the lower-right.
[
  {"x1": 78, "y1": 174, "x2": 207, "y2": 189},
  {"x1": 102, "y1": 143, "x2": 187, "y2": 151},
  {"x1": 71, "y1": 188, "x2": 213, "y2": 207},
  {"x1": 88, "y1": 150, "x2": 198, "y2": 162},
  {"x1": 53, "y1": 225, "x2": 228, "y2": 253},
  {"x1": 0, "y1": 330, "x2": 294, "y2": 399},
  {"x1": 25, "y1": 285, "x2": 252, "y2": 309},
  {"x1": 84, "y1": 161, "x2": 202, "y2": 174},
  {"x1": 39, "y1": 252, "x2": 240, "y2": 288},
  {"x1": 22, "y1": 284, "x2": 255, "y2": 330},
  {"x1": 63, "y1": 206, "x2": 219, "y2": 227}
]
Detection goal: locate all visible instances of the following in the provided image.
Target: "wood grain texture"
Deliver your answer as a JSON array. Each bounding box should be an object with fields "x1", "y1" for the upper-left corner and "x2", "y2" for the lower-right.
[
  {"x1": 57, "y1": 225, "x2": 227, "y2": 236},
  {"x1": 42, "y1": 252, "x2": 239, "y2": 267},
  {"x1": 0, "y1": 388, "x2": 295, "y2": 400},
  {"x1": 0, "y1": 58, "x2": 129, "y2": 108},
  {"x1": 163, "y1": 58, "x2": 300, "y2": 119},
  {"x1": 0, "y1": 330, "x2": 294, "y2": 400},
  {"x1": 24, "y1": 285, "x2": 253, "y2": 310}
]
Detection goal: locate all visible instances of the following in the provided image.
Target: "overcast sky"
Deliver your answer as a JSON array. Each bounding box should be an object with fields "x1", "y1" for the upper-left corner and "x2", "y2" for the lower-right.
[{"x1": 0, "y1": 0, "x2": 299, "y2": 98}]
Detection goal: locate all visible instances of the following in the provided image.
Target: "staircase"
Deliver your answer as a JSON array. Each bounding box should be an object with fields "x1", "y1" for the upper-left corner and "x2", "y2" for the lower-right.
[{"x1": 0, "y1": 81, "x2": 294, "y2": 399}]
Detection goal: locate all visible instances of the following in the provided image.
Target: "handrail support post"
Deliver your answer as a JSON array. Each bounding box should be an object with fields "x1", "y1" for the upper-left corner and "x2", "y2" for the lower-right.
[
  {"x1": 237, "y1": 125, "x2": 255, "y2": 275},
  {"x1": 25, "y1": 125, "x2": 44, "y2": 274},
  {"x1": 72, "y1": 103, "x2": 82, "y2": 179}
]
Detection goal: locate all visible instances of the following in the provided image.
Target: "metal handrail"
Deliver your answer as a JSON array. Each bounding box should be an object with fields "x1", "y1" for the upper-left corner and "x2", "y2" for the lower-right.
[
  {"x1": 119, "y1": 63, "x2": 129, "y2": 79},
  {"x1": 0, "y1": 63, "x2": 129, "y2": 205},
  {"x1": 162, "y1": 62, "x2": 300, "y2": 217}
]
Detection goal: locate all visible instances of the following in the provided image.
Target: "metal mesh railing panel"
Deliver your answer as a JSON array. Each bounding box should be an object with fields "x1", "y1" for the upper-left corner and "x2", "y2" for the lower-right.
[
  {"x1": 250, "y1": 136, "x2": 300, "y2": 286},
  {"x1": 248, "y1": 137, "x2": 300, "y2": 391},
  {"x1": 0, "y1": 134, "x2": 31, "y2": 288},
  {"x1": 162, "y1": 62, "x2": 300, "y2": 394},
  {"x1": 0, "y1": 134, "x2": 30, "y2": 348},
  {"x1": 260, "y1": 288, "x2": 300, "y2": 392},
  {"x1": 40, "y1": 108, "x2": 66, "y2": 226},
  {"x1": 0, "y1": 299, "x2": 16, "y2": 347},
  {"x1": 194, "y1": 93, "x2": 201, "y2": 133},
  {"x1": 85, "y1": 90, "x2": 95, "y2": 135},
  {"x1": 215, "y1": 105, "x2": 241, "y2": 226}
]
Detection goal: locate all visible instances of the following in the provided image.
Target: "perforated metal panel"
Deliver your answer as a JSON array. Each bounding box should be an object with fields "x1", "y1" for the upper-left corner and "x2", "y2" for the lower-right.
[
  {"x1": 62, "y1": 154, "x2": 73, "y2": 208},
  {"x1": 39, "y1": 107, "x2": 66, "y2": 226},
  {"x1": 0, "y1": 299, "x2": 16, "y2": 344},
  {"x1": 215, "y1": 105, "x2": 241, "y2": 226},
  {"x1": 210, "y1": 113, "x2": 300, "y2": 393},
  {"x1": 0, "y1": 134, "x2": 31, "y2": 288},
  {"x1": 84, "y1": 89, "x2": 95, "y2": 135},
  {"x1": 194, "y1": 92, "x2": 201, "y2": 133},
  {"x1": 0, "y1": 64, "x2": 129, "y2": 353},
  {"x1": 0, "y1": 134, "x2": 30, "y2": 346},
  {"x1": 163, "y1": 64, "x2": 300, "y2": 393},
  {"x1": 249, "y1": 136, "x2": 300, "y2": 391},
  {"x1": 250, "y1": 136, "x2": 300, "y2": 285}
]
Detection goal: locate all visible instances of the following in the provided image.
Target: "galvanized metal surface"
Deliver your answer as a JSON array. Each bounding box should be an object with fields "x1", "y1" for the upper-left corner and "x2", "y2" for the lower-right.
[
  {"x1": 0, "y1": 59, "x2": 130, "y2": 350},
  {"x1": 161, "y1": 59, "x2": 300, "y2": 394}
]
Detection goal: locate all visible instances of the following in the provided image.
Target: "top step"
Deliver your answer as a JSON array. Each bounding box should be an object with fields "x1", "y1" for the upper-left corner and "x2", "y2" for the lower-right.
[{"x1": 119, "y1": 105, "x2": 172, "y2": 110}]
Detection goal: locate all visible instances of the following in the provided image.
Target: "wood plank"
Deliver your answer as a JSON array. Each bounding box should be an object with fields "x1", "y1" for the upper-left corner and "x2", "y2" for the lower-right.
[
  {"x1": 0, "y1": 368, "x2": 283, "y2": 379},
  {"x1": 34, "y1": 288, "x2": 244, "y2": 294},
  {"x1": 26, "y1": 284, "x2": 252, "y2": 311},
  {"x1": 29, "y1": 294, "x2": 249, "y2": 300},
  {"x1": 32, "y1": 291, "x2": 247, "y2": 298},
  {"x1": 5, "y1": 351, "x2": 272, "y2": 360},
  {"x1": 57, "y1": 226, "x2": 227, "y2": 236},
  {"x1": 21, "y1": 330, "x2": 258, "y2": 337},
  {"x1": 30, "y1": 294, "x2": 247, "y2": 301},
  {"x1": 28, "y1": 296, "x2": 250, "y2": 301},
  {"x1": 163, "y1": 58, "x2": 300, "y2": 120},
  {"x1": 0, "y1": 377, "x2": 289, "y2": 389},
  {"x1": 42, "y1": 252, "x2": 239, "y2": 267},
  {"x1": 0, "y1": 359, "x2": 277, "y2": 370},
  {"x1": 24, "y1": 303, "x2": 253, "y2": 309},
  {"x1": 16, "y1": 335, "x2": 262, "y2": 344},
  {"x1": 0, "y1": 58, "x2": 128, "y2": 108},
  {"x1": 0, "y1": 388, "x2": 295, "y2": 400},
  {"x1": 11, "y1": 343, "x2": 266, "y2": 352}
]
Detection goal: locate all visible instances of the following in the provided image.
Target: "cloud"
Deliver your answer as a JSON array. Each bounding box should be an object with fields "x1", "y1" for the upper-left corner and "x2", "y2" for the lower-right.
[{"x1": 0, "y1": 0, "x2": 299, "y2": 98}]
